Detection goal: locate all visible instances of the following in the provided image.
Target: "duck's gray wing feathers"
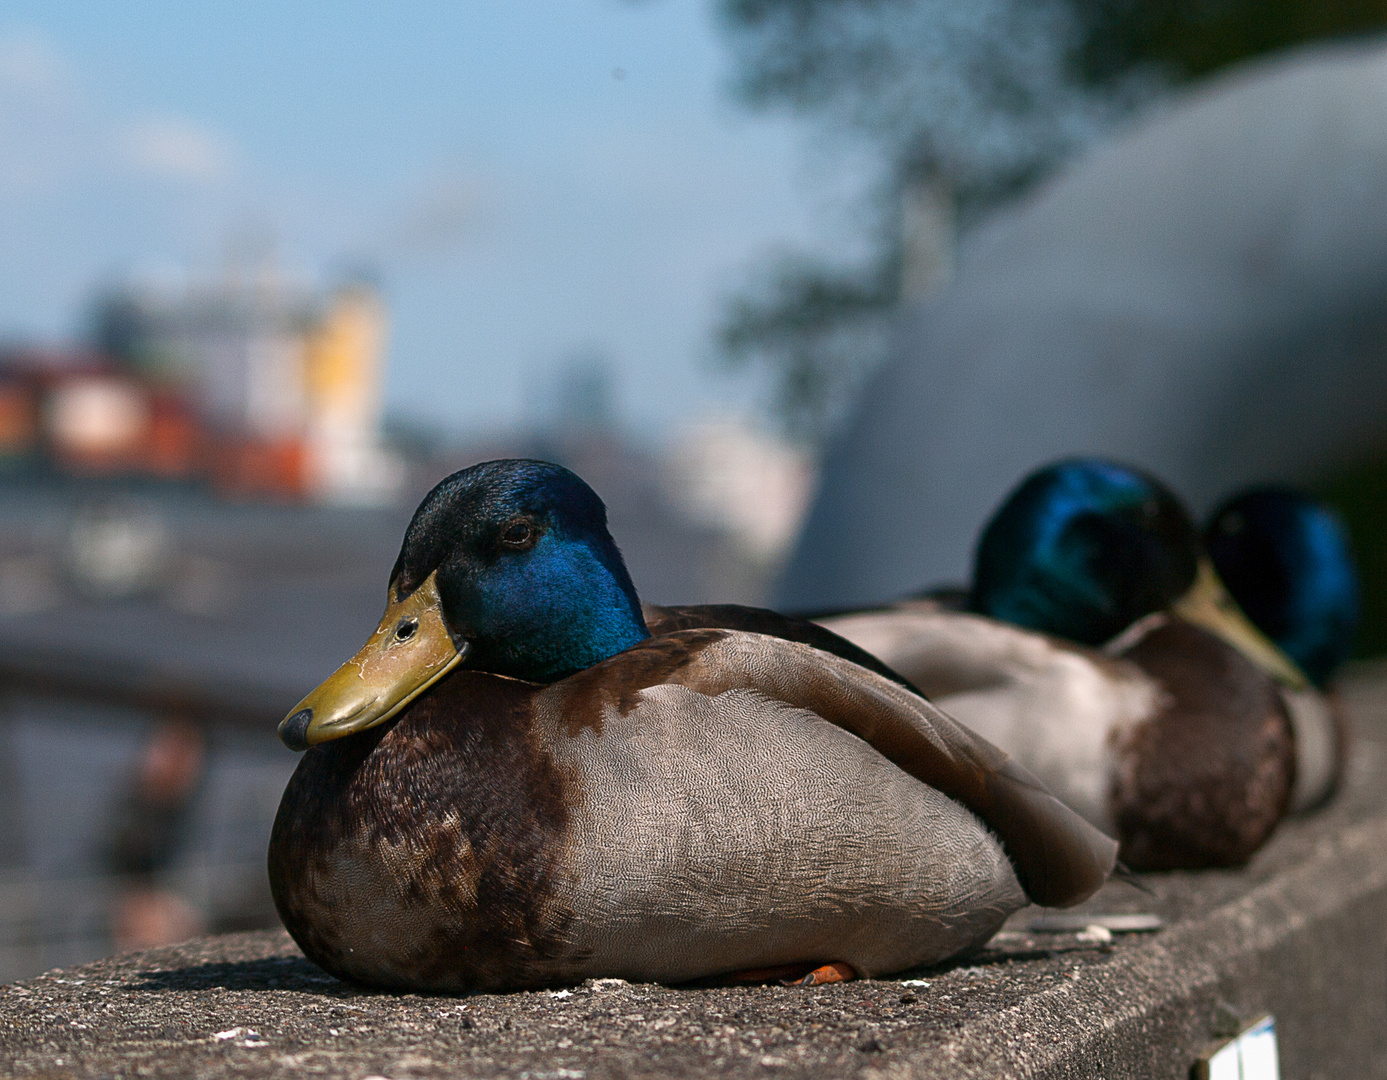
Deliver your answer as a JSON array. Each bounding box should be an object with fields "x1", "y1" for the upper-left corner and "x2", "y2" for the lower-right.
[
  {"x1": 570, "y1": 628, "x2": 1117, "y2": 908},
  {"x1": 819, "y1": 605, "x2": 1160, "y2": 832}
]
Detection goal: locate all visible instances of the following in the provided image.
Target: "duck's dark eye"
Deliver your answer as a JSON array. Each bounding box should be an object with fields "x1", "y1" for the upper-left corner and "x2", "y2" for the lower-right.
[
  {"x1": 395, "y1": 618, "x2": 418, "y2": 641},
  {"x1": 500, "y1": 521, "x2": 536, "y2": 550},
  {"x1": 1142, "y1": 499, "x2": 1159, "y2": 519}
]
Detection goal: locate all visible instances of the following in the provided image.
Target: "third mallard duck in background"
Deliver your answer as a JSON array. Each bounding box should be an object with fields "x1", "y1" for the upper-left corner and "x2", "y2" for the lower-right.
[
  {"x1": 1203, "y1": 486, "x2": 1360, "y2": 812},
  {"x1": 1205, "y1": 486, "x2": 1360, "y2": 690},
  {"x1": 820, "y1": 460, "x2": 1336, "y2": 871}
]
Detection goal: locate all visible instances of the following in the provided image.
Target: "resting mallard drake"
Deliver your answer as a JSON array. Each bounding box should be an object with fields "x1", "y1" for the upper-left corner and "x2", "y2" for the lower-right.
[
  {"x1": 819, "y1": 460, "x2": 1335, "y2": 871},
  {"x1": 1205, "y1": 486, "x2": 1360, "y2": 691},
  {"x1": 268, "y1": 459, "x2": 1116, "y2": 993},
  {"x1": 1199, "y1": 486, "x2": 1361, "y2": 814}
]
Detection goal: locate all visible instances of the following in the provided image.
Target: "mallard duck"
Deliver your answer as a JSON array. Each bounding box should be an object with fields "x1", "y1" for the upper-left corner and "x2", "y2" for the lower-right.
[
  {"x1": 268, "y1": 459, "x2": 1115, "y2": 994},
  {"x1": 1203, "y1": 486, "x2": 1360, "y2": 813},
  {"x1": 1205, "y1": 487, "x2": 1360, "y2": 690},
  {"x1": 819, "y1": 460, "x2": 1333, "y2": 871}
]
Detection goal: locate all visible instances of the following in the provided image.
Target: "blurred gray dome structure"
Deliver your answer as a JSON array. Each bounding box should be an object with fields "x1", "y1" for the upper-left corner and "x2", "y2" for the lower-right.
[{"x1": 778, "y1": 41, "x2": 1387, "y2": 611}]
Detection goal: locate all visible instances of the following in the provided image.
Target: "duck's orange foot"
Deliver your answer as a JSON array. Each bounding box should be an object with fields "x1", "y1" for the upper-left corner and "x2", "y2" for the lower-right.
[
  {"x1": 797, "y1": 962, "x2": 856, "y2": 986},
  {"x1": 697, "y1": 961, "x2": 858, "y2": 987}
]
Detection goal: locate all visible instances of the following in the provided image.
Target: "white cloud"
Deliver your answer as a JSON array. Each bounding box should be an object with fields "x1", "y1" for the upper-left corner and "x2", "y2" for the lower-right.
[
  {"x1": 0, "y1": 29, "x2": 78, "y2": 103},
  {"x1": 122, "y1": 116, "x2": 236, "y2": 183},
  {"x1": 0, "y1": 28, "x2": 85, "y2": 191},
  {"x1": 0, "y1": 31, "x2": 236, "y2": 192}
]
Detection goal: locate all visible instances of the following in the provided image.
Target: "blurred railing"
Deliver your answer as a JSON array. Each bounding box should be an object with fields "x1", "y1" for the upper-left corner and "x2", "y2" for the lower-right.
[
  {"x1": 0, "y1": 659, "x2": 293, "y2": 983},
  {"x1": 0, "y1": 649, "x2": 285, "y2": 734}
]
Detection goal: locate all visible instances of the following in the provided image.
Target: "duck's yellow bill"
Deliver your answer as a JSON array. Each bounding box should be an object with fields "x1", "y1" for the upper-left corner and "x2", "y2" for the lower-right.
[
  {"x1": 279, "y1": 571, "x2": 466, "y2": 750},
  {"x1": 1171, "y1": 559, "x2": 1310, "y2": 692}
]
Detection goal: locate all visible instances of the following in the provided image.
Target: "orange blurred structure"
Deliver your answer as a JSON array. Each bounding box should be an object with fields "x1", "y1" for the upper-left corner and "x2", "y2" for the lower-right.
[
  {"x1": 211, "y1": 436, "x2": 309, "y2": 500},
  {"x1": 0, "y1": 377, "x2": 39, "y2": 466},
  {"x1": 143, "y1": 392, "x2": 203, "y2": 479},
  {"x1": 0, "y1": 351, "x2": 205, "y2": 482}
]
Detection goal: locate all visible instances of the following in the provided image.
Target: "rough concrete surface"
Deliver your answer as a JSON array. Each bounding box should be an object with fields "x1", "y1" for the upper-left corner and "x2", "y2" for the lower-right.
[{"x1": 5, "y1": 672, "x2": 1387, "y2": 1080}]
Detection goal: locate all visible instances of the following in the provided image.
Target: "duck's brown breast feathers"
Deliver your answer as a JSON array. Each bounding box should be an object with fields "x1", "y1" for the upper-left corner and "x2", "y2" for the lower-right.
[
  {"x1": 268, "y1": 670, "x2": 577, "y2": 992},
  {"x1": 1110, "y1": 618, "x2": 1295, "y2": 870}
]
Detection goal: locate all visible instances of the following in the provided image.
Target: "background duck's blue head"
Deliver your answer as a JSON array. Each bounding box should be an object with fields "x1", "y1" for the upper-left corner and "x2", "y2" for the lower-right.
[
  {"x1": 971, "y1": 459, "x2": 1201, "y2": 645},
  {"x1": 1205, "y1": 488, "x2": 1360, "y2": 687},
  {"x1": 391, "y1": 459, "x2": 649, "y2": 683}
]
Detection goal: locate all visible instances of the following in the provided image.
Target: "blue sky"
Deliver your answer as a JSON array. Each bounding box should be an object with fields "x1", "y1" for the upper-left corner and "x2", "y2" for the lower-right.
[{"x1": 0, "y1": 1, "x2": 852, "y2": 436}]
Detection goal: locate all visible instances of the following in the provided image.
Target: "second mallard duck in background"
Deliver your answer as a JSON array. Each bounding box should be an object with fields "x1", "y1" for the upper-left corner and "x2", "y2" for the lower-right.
[{"x1": 820, "y1": 460, "x2": 1349, "y2": 871}]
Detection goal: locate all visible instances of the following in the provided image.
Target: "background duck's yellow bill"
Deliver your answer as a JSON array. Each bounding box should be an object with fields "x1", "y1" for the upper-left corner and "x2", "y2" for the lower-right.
[
  {"x1": 279, "y1": 572, "x2": 465, "y2": 750},
  {"x1": 1171, "y1": 559, "x2": 1310, "y2": 692}
]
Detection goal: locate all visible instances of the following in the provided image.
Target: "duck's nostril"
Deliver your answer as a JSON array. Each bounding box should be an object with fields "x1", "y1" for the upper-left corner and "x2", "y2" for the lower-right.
[
  {"x1": 396, "y1": 619, "x2": 418, "y2": 641},
  {"x1": 281, "y1": 708, "x2": 313, "y2": 751}
]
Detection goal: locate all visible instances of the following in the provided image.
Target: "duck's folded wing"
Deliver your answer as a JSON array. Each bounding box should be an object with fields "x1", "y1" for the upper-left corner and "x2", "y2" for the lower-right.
[
  {"x1": 647, "y1": 629, "x2": 1118, "y2": 909},
  {"x1": 823, "y1": 607, "x2": 1166, "y2": 836}
]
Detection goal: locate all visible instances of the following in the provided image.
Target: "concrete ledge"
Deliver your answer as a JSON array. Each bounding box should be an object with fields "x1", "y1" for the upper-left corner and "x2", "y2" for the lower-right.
[{"x1": 4, "y1": 672, "x2": 1387, "y2": 1080}]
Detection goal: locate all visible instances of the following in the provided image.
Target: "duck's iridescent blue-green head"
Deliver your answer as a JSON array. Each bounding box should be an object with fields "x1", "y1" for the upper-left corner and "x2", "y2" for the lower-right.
[
  {"x1": 971, "y1": 459, "x2": 1200, "y2": 646},
  {"x1": 1205, "y1": 488, "x2": 1360, "y2": 688},
  {"x1": 972, "y1": 459, "x2": 1311, "y2": 689},
  {"x1": 279, "y1": 459, "x2": 649, "y2": 749},
  {"x1": 392, "y1": 459, "x2": 649, "y2": 682}
]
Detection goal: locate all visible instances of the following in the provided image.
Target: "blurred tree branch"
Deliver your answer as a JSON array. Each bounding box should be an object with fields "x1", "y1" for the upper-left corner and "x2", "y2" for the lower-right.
[
  {"x1": 718, "y1": 251, "x2": 899, "y2": 442},
  {"x1": 1073, "y1": 0, "x2": 1387, "y2": 85},
  {"x1": 715, "y1": 0, "x2": 1387, "y2": 441}
]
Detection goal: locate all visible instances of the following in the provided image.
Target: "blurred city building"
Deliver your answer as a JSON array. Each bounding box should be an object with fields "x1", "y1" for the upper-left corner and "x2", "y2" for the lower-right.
[{"x1": 0, "y1": 272, "x2": 403, "y2": 505}]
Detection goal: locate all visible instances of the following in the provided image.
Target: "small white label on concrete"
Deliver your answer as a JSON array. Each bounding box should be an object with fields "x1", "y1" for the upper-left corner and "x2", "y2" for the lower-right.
[
  {"x1": 1205, "y1": 1039, "x2": 1240, "y2": 1080},
  {"x1": 1240, "y1": 1017, "x2": 1280, "y2": 1078},
  {"x1": 1196, "y1": 1015, "x2": 1279, "y2": 1080}
]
